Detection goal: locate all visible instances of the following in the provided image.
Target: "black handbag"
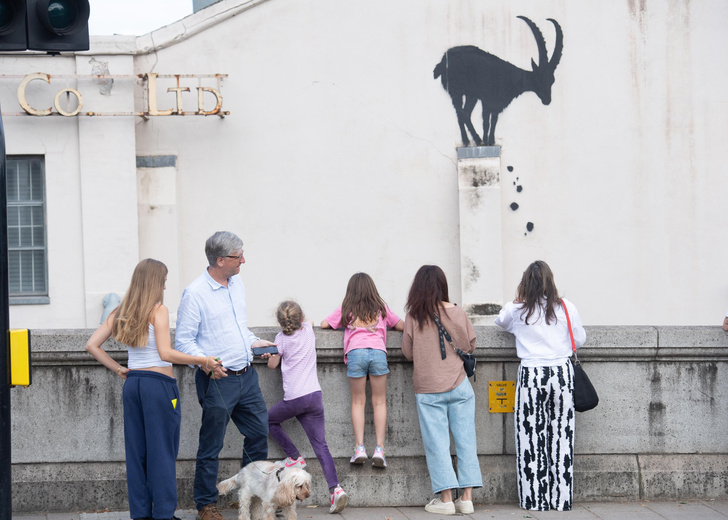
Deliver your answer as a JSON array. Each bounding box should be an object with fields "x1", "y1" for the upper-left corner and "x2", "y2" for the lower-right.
[
  {"x1": 562, "y1": 299, "x2": 598, "y2": 412},
  {"x1": 434, "y1": 312, "x2": 476, "y2": 381}
]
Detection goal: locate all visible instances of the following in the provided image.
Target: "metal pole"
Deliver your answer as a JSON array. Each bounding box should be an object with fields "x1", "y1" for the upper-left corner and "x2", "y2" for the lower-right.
[{"x1": 0, "y1": 104, "x2": 12, "y2": 520}]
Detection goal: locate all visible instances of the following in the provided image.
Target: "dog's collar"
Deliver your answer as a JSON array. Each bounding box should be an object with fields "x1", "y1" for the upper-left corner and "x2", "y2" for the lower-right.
[{"x1": 276, "y1": 466, "x2": 285, "y2": 482}]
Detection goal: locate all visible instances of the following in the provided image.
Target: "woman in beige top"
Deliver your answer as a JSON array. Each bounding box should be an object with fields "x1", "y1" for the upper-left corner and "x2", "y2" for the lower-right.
[{"x1": 401, "y1": 265, "x2": 482, "y2": 516}]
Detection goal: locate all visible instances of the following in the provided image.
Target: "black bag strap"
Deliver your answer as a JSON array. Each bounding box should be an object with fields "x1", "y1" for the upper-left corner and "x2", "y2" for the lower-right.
[{"x1": 433, "y1": 312, "x2": 467, "y2": 360}]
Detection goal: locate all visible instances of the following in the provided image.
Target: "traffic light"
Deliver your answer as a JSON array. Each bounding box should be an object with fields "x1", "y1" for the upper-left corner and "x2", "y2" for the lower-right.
[
  {"x1": 0, "y1": 0, "x2": 90, "y2": 52},
  {"x1": 0, "y1": 0, "x2": 27, "y2": 51}
]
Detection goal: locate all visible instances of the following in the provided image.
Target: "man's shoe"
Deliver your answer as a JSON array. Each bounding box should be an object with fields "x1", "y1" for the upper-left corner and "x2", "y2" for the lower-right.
[
  {"x1": 454, "y1": 497, "x2": 474, "y2": 514},
  {"x1": 424, "y1": 498, "x2": 456, "y2": 515},
  {"x1": 329, "y1": 485, "x2": 348, "y2": 513},
  {"x1": 197, "y1": 503, "x2": 224, "y2": 520},
  {"x1": 281, "y1": 455, "x2": 307, "y2": 468}
]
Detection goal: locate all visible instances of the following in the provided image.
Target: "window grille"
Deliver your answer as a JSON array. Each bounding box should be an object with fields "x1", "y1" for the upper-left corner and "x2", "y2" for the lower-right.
[{"x1": 6, "y1": 156, "x2": 48, "y2": 300}]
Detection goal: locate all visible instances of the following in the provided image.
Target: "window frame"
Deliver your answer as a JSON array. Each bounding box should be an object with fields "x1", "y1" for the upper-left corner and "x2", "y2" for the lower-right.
[{"x1": 6, "y1": 155, "x2": 49, "y2": 305}]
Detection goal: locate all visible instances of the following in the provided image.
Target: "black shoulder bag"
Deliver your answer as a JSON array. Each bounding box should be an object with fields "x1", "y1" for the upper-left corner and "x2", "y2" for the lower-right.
[
  {"x1": 433, "y1": 312, "x2": 476, "y2": 381},
  {"x1": 562, "y1": 299, "x2": 598, "y2": 412}
]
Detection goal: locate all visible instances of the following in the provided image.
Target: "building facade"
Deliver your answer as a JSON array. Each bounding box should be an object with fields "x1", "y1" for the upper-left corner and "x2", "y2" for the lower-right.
[{"x1": 1, "y1": 0, "x2": 727, "y2": 329}]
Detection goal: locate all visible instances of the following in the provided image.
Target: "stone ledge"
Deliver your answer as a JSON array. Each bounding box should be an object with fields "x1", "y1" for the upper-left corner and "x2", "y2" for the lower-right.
[
  {"x1": 11, "y1": 454, "x2": 728, "y2": 512},
  {"x1": 26, "y1": 327, "x2": 728, "y2": 365}
]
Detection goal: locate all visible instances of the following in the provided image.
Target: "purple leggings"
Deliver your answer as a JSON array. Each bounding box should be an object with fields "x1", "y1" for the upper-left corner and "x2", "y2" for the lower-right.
[{"x1": 268, "y1": 391, "x2": 339, "y2": 489}]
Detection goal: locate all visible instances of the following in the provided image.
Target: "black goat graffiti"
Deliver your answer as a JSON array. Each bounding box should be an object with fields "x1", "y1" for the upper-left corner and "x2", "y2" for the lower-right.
[{"x1": 433, "y1": 16, "x2": 563, "y2": 146}]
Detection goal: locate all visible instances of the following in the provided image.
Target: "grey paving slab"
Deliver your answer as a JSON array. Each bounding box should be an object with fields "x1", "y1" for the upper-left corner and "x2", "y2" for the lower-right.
[
  {"x1": 393, "y1": 506, "x2": 467, "y2": 520},
  {"x1": 700, "y1": 500, "x2": 728, "y2": 517},
  {"x1": 339, "y1": 506, "x2": 411, "y2": 519},
  {"x1": 469, "y1": 504, "x2": 530, "y2": 519},
  {"x1": 581, "y1": 502, "x2": 667, "y2": 519},
  {"x1": 295, "y1": 505, "x2": 341, "y2": 518},
  {"x1": 525, "y1": 505, "x2": 599, "y2": 519},
  {"x1": 45, "y1": 515, "x2": 81, "y2": 520},
  {"x1": 644, "y1": 501, "x2": 728, "y2": 519}
]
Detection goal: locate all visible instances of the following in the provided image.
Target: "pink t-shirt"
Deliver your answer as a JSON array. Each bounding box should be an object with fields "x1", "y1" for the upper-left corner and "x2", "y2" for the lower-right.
[
  {"x1": 324, "y1": 305, "x2": 401, "y2": 361},
  {"x1": 273, "y1": 321, "x2": 321, "y2": 401}
]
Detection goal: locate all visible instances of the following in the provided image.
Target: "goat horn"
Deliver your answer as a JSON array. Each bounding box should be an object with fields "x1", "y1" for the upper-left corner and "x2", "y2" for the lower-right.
[
  {"x1": 547, "y1": 18, "x2": 563, "y2": 72},
  {"x1": 517, "y1": 16, "x2": 548, "y2": 69}
]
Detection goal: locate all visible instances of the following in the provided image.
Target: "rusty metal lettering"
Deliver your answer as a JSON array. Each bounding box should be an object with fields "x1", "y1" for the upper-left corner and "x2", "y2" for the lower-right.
[
  {"x1": 197, "y1": 87, "x2": 223, "y2": 115},
  {"x1": 6, "y1": 72, "x2": 227, "y2": 117},
  {"x1": 17, "y1": 73, "x2": 53, "y2": 116},
  {"x1": 167, "y1": 87, "x2": 190, "y2": 114},
  {"x1": 54, "y1": 88, "x2": 83, "y2": 117},
  {"x1": 146, "y1": 73, "x2": 173, "y2": 116}
]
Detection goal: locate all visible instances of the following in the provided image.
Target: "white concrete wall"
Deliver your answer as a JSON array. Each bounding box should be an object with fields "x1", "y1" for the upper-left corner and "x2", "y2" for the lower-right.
[
  {"x1": 2, "y1": 0, "x2": 728, "y2": 328},
  {"x1": 1, "y1": 54, "x2": 139, "y2": 329}
]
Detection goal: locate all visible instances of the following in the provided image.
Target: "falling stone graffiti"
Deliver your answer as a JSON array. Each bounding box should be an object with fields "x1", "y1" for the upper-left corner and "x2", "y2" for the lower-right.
[
  {"x1": 507, "y1": 165, "x2": 535, "y2": 236},
  {"x1": 433, "y1": 16, "x2": 563, "y2": 146}
]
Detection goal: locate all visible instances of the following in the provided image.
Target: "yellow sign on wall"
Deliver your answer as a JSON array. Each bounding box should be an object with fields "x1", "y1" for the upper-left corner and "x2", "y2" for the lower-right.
[
  {"x1": 9, "y1": 329, "x2": 31, "y2": 387},
  {"x1": 488, "y1": 381, "x2": 515, "y2": 413}
]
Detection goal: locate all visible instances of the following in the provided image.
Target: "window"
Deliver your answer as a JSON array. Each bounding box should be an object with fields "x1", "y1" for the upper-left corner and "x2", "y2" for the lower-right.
[{"x1": 6, "y1": 156, "x2": 48, "y2": 303}]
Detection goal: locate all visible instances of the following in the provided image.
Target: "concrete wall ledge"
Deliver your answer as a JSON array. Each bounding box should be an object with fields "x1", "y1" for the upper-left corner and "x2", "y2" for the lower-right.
[
  {"x1": 10, "y1": 326, "x2": 728, "y2": 512},
  {"x1": 12, "y1": 454, "x2": 728, "y2": 511},
  {"x1": 27, "y1": 326, "x2": 728, "y2": 362}
]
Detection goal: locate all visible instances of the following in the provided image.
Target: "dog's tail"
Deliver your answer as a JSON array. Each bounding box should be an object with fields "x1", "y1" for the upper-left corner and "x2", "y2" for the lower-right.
[{"x1": 216, "y1": 475, "x2": 240, "y2": 496}]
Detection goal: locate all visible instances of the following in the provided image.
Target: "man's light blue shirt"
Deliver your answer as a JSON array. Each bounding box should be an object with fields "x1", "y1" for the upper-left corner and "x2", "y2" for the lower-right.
[{"x1": 175, "y1": 269, "x2": 257, "y2": 370}]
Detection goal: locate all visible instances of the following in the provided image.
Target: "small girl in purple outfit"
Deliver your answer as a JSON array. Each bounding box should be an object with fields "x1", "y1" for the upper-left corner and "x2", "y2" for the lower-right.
[{"x1": 267, "y1": 300, "x2": 348, "y2": 514}]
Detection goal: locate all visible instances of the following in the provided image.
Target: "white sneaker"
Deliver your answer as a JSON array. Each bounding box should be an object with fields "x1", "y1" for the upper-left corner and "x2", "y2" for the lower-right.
[
  {"x1": 454, "y1": 497, "x2": 474, "y2": 514},
  {"x1": 371, "y1": 445, "x2": 387, "y2": 468},
  {"x1": 280, "y1": 456, "x2": 306, "y2": 468},
  {"x1": 329, "y1": 485, "x2": 348, "y2": 514},
  {"x1": 424, "y1": 498, "x2": 456, "y2": 515},
  {"x1": 349, "y1": 444, "x2": 367, "y2": 464}
]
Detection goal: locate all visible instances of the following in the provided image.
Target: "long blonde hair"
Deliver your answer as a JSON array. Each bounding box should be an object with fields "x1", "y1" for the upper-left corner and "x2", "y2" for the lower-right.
[{"x1": 111, "y1": 258, "x2": 168, "y2": 347}]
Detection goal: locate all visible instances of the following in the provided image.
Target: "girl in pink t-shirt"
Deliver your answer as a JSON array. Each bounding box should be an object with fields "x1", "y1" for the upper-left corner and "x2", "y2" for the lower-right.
[
  {"x1": 267, "y1": 300, "x2": 347, "y2": 514},
  {"x1": 321, "y1": 273, "x2": 404, "y2": 468}
]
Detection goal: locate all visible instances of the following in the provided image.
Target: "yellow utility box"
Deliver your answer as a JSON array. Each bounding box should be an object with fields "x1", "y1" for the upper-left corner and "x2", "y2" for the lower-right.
[
  {"x1": 9, "y1": 329, "x2": 31, "y2": 387},
  {"x1": 488, "y1": 381, "x2": 515, "y2": 413}
]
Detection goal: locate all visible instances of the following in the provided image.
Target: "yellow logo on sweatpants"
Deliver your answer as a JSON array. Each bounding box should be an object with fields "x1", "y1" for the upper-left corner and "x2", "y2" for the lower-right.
[{"x1": 172, "y1": 399, "x2": 177, "y2": 410}]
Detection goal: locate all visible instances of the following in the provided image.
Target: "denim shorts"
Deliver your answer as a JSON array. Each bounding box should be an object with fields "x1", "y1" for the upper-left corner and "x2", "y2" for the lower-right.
[{"x1": 346, "y1": 348, "x2": 389, "y2": 378}]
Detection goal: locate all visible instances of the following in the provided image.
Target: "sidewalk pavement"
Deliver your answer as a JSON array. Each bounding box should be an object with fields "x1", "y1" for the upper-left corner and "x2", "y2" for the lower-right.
[{"x1": 12, "y1": 500, "x2": 728, "y2": 520}]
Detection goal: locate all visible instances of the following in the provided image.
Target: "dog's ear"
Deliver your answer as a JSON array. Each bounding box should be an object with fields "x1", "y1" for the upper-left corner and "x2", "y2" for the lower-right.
[
  {"x1": 300, "y1": 478, "x2": 311, "y2": 497},
  {"x1": 273, "y1": 477, "x2": 297, "y2": 506},
  {"x1": 217, "y1": 476, "x2": 239, "y2": 495}
]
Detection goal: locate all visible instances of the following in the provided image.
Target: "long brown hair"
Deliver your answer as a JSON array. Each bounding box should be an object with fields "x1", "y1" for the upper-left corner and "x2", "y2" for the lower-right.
[
  {"x1": 405, "y1": 265, "x2": 450, "y2": 329},
  {"x1": 112, "y1": 258, "x2": 168, "y2": 347},
  {"x1": 340, "y1": 273, "x2": 388, "y2": 328},
  {"x1": 276, "y1": 300, "x2": 304, "y2": 336},
  {"x1": 516, "y1": 260, "x2": 560, "y2": 325}
]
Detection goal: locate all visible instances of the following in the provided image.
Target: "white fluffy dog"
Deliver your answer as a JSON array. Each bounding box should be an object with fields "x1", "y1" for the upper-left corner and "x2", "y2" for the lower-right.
[{"x1": 217, "y1": 461, "x2": 312, "y2": 520}]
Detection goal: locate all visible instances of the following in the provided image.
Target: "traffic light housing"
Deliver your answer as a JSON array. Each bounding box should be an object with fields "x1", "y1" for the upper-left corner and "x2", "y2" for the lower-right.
[
  {"x1": 0, "y1": 0, "x2": 27, "y2": 51},
  {"x1": 0, "y1": 0, "x2": 90, "y2": 52}
]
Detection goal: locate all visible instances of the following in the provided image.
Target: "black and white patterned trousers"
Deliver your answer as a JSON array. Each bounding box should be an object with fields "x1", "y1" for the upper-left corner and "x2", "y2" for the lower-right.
[{"x1": 515, "y1": 362, "x2": 575, "y2": 511}]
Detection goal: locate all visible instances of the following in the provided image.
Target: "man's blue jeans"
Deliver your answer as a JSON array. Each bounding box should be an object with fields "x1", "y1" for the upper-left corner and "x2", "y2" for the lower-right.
[
  {"x1": 194, "y1": 367, "x2": 269, "y2": 509},
  {"x1": 415, "y1": 377, "x2": 483, "y2": 494}
]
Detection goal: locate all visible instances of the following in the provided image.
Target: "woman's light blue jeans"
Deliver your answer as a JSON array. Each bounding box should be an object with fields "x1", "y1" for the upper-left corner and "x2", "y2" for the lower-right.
[{"x1": 415, "y1": 377, "x2": 483, "y2": 494}]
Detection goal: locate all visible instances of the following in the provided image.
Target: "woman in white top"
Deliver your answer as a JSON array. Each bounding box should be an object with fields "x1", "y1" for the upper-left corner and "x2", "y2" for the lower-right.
[
  {"x1": 86, "y1": 259, "x2": 220, "y2": 520},
  {"x1": 494, "y1": 260, "x2": 586, "y2": 512}
]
